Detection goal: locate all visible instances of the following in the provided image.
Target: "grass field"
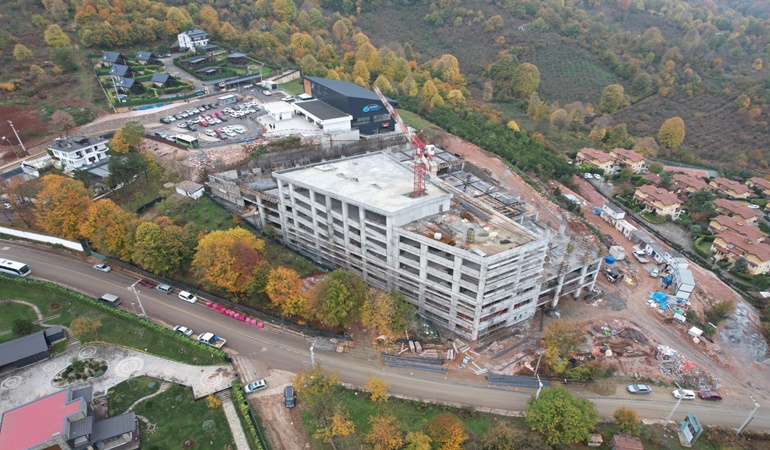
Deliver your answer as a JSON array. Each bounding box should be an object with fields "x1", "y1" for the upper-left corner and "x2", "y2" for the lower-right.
[
  {"x1": 130, "y1": 383, "x2": 234, "y2": 450},
  {"x1": 156, "y1": 196, "x2": 238, "y2": 232},
  {"x1": 0, "y1": 278, "x2": 223, "y2": 365},
  {"x1": 0, "y1": 301, "x2": 39, "y2": 331},
  {"x1": 107, "y1": 375, "x2": 162, "y2": 415}
]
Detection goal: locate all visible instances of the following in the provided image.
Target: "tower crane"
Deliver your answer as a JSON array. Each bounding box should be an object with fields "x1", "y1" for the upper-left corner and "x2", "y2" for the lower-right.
[{"x1": 372, "y1": 84, "x2": 435, "y2": 197}]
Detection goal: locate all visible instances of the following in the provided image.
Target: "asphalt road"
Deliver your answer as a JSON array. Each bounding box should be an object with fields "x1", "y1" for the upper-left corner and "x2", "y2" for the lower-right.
[{"x1": 2, "y1": 240, "x2": 768, "y2": 432}]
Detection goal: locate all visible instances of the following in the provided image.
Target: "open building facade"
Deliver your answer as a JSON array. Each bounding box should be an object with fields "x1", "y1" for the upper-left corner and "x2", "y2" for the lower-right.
[{"x1": 210, "y1": 148, "x2": 601, "y2": 340}]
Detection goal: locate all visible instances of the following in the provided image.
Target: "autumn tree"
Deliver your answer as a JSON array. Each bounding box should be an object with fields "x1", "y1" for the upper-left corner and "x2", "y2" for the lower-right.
[
  {"x1": 542, "y1": 319, "x2": 585, "y2": 376},
  {"x1": 683, "y1": 188, "x2": 716, "y2": 222},
  {"x1": 310, "y1": 269, "x2": 367, "y2": 327},
  {"x1": 426, "y1": 413, "x2": 467, "y2": 450},
  {"x1": 507, "y1": 120, "x2": 520, "y2": 132},
  {"x1": 633, "y1": 136, "x2": 660, "y2": 157},
  {"x1": 613, "y1": 406, "x2": 641, "y2": 436},
  {"x1": 480, "y1": 422, "x2": 518, "y2": 449},
  {"x1": 513, "y1": 63, "x2": 540, "y2": 98},
  {"x1": 599, "y1": 84, "x2": 627, "y2": 113},
  {"x1": 266, "y1": 267, "x2": 306, "y2": 316},
  {"x1": 272, "y1": 0, "x2": 297, "y2": 23},
  {"x1": 365, "y1": 375, "x2": 390, "y2": 403},
  {"x1": 132, "y1": 218, "x2": 196, "y2": 275},
  {"x1": 109, "y1": 121, "x2": 145, "y2": 154},
  {"x1": 447, "y1": 89, "x2": 466, "y2": 108},
  {"x1": 49, "y1": 110, "x2": 76, "y2": 137},
  {"x1": 550, "y1": 109, "x2": 570, "y2": 130},
  {"x1": 405, "y1": 431, "x2": 432, "y2": 450},
  {"x1": 421, "y1": 79, "x2": 438, "y2": 100},
  {"x1": 658, "y1": 117, "x2": 685, "y2": 150},
  {"x1": 80, "y1": 199, "x2": 138, "y2": 260},
  {"x1": 361, "y1": 289, "x2": 395, "y2": 337},
  {"x1": 206, "y1": 393, "x2": 222, "y2": 409},
  {"x1": 314, "y1": 410, "x2": 355, "y2": 443},
  {"x1": 365, "y1": 415, "x2": 404, "y2": 450},
  {"x1": 295, "y1": 365, "x2": 340, "y2": 418},
  {"x1": 44, "y1": 24, "x2": 71, "y2": 47},
  {"x1": 13, "y1": 44, "x2": 32, "y2": 62},
  {"x1": 71, "y1": 316, "x2": 102, "y2": 338},
  {"x1": 166, "y1": 7, "x2": 193, "y2": 32},
  {"x1": 525, "y1": 386, "x2": 598, "y2": 445},
  {"x1": 352, "y1": 60, "x2": 371, "y2": 85},
  {"x1": 193, "y1": 228, "x2": 266, "y2": 295},
  {"x1": 35, "y1": 175, "x2": 92, "y2": 240}
]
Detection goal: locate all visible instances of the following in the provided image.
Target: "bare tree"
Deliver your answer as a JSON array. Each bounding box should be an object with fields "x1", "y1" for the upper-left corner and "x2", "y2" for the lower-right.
[{"x1": 50, "y1": 110, "x2": 76, "y2": 137}]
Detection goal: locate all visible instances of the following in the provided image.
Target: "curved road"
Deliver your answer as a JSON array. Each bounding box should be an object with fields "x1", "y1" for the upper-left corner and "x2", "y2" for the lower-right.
[{"x1": 2, "y1": 240, "x2": 767, "y2": 432}]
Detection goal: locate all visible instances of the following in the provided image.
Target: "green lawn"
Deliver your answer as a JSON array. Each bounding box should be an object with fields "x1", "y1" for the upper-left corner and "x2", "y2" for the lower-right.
[
  {"x1": 108, "y1": 376, "x2": 162, "y2": 416},
  {"x1": 280, "y1": 79, "x2": 304, "y2": 95},
  {"x1": 641, "y1": 212, "x2": 666, "y2": 224},
  {"x1": 131, "y1": 383, "x2": 234, "y2": 450},
  {"x1": 0, "y1": 301, "x2": 39, "y2": 330},
  {"x1": 156, "y1": 196, "x2": 237, "y2": 232},
  {"x1": 0, "y1": 278, "x2": 223, "y2": 365}
]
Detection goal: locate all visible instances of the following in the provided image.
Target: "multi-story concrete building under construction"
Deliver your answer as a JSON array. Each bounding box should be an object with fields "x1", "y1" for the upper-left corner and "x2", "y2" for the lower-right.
[{"x1": 209, "y1": 149, "x2": 602, "y2": 341}]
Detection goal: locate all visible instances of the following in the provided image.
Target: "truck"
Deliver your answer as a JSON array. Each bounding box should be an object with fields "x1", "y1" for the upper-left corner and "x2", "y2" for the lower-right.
[{"x1": 198, "y1": 332, "x2": 226, "y2": 349}]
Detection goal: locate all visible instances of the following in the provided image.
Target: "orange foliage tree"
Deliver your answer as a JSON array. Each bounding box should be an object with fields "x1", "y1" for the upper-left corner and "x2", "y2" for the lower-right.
[
  {"x1": 79, "y1": 199, "x2": 138, "y2": 260},
  {"x1": 35, "y1": 175, "x2": 92, "y2": 240},
  {"x1": 265, "y1": 267, "x2": 306, "y2": 316},
  {"x1": 426, "y1": 413, "x2": 467, "y2": 450},
  {"x1": 193, "y1": 227, "x2": 265, "y2": 295},
  {"x1": 365, "y1": 415, "x2": 404, "y2": 450}
]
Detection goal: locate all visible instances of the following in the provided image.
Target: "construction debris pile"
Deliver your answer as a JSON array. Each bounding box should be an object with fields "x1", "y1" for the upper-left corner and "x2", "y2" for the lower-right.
[
  {"x1": 657, "y1": 344, "x2": 719, "y2": 390},
  {"x1": 589, "y1": 324, "x2": 654, "y2": 359}
]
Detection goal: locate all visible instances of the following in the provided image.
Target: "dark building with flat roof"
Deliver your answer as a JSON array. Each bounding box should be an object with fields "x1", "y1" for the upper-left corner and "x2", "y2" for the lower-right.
[{"x1": 303, "y1": 76, "x2": 397, "y2": 135}]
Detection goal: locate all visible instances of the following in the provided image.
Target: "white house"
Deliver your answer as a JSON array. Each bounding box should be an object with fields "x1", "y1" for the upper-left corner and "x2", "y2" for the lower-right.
[
  {"x1": 47, "y1": 136, "x2": 109, "y2": 171},
  {"x1": 176, "y1": 181, "x2": 205, "y2": 199},
  {"x1": 177, "y1": 29, "x2": 209, "y2": 50},
  {"x1": 601, "y1": 203, "x2": 625, "y2": 226},
  {"x1": 672, "y1": 267, "x2": 695, "y2": 300}
]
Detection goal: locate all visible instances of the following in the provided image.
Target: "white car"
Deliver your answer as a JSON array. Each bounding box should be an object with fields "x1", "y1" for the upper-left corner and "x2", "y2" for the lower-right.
[
  {"x1": 205, "y1": 130, "x2": 216, "y2": 137},
  {"x1": 178, "y1": 291, "x2": 198, "y2": 303},
  {"x1": 243, "y1": 379, "x2": 267, "y2": 394},
  {"x1": 593, "y1": 173, "x2": 602, "y2": 180},
  {"x1": 672, "y1": 389, "x2": 696, "y2": 400},
  {"x1": 173, "y1": 325, "x2": 193, "y2": 337},
  {"x1": 583, "y1": 173, "x2": 593, "y2": 179},
  {"x1": 262, "y1": 90, "x2": 272, "y2": 96},
  {"x1": 747, "y1": 204, "x2": 760, "y2": 209},
  {"x1": 650, "y1": 268, "x2": 660, "y2": 278},
  {"x1": 93, "y1": 263, "x2": 112, "y2": 273}
]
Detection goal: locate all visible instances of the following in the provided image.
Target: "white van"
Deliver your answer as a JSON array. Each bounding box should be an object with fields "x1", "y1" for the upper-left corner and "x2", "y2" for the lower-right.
[
  {"x1": 98, "y1": 293, "x2": 121, "y2": 307},
  {"x1": 156, "y1": 284, "x2": 173, "y2": 294}
]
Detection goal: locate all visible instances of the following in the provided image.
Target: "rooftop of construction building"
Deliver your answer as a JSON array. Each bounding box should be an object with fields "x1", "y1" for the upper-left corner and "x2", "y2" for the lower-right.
[{"x1": 275, "y1": 152, "x2": 450, "y2": 213}]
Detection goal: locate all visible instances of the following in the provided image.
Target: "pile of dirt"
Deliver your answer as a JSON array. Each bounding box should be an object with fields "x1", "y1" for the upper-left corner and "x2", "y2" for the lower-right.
[{"x1": 720, "y1": 302, "x2": 770, "y2": 365}]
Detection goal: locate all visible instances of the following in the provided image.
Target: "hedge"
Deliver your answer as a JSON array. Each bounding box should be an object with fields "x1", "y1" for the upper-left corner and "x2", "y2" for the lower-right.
[{"x1": 231, "y1": 380, "x2": 265, "y2": 450}]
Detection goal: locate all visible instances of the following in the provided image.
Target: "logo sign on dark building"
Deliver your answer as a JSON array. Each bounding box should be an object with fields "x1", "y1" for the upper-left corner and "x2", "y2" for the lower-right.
[{"x1": 363, "y1": 104, "x2": 382, "y2": 112}]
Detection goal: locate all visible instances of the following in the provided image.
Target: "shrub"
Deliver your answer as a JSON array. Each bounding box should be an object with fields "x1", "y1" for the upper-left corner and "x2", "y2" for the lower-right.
[{"x1": 12, "y1": 319, "x2": 33, "y2": 336}]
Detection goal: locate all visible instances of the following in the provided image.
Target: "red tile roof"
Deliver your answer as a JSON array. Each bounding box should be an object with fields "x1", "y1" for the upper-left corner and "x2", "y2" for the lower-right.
[
  {"x1": 715, "y1": 230, "x2": 770, "y2": 261},
  {"x1": 747, "y1": 177, "x2": 770, "y2": 190},
  {"x1": 710, "y1": 215, "x2": 765, "y2": 242},
  {"x1": 710, "y1": 177, "x2": 750, "y2": 196},
  {"x1": 714, "y1": 198, "x2": 761, "y2": 220},
  {"x1": 577, "y1": 147, "x2": 613, "y2": 164},
  {"x1": 673, "y1": 173, "x2": 709, "y2": 191},
  {"x1": 612, "y1": 434, "x2": 644, "y2": 450},
  {"x1": 610, "y1": 148, "x2": 645, "y2": 163},
  {"x1": 0, "y1": 390, "x2": 83, "y2": 450},
  {"x1": 637, "y1": 184, "x2": 679, "y2": 206},
  {"x1": 664, "y1": 166, "x2": 711, "y2": 178}
]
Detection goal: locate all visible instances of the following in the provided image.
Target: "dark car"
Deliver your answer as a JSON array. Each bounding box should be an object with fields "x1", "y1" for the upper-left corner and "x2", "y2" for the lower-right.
[
  {"x1": 284, "y1": 385, "x2": 295, "y2": 408},
  {"x1": 137, "y1": 279, "x2": 157, "y2": 289},
  {"x1": 698, "y1": 390, "x2": 723, "y2": 401},
  {"x1": 188, "y1": 124, "x2": 198, "y2": 132}
]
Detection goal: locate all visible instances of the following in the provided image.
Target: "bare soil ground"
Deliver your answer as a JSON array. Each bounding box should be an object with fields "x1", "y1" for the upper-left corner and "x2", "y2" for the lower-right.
[{"x1": 248, "y1": 369, "x2": 311, "y2": 450}]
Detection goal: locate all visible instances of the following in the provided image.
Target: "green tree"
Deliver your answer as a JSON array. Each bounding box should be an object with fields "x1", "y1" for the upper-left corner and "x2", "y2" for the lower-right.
[
  {"x1": 107, "y1": 152, "x2": 149, "y2": 188},
  {"x1": 683, "y1": 188, "x2": 716, "y2": 222},
  {"x1": 542, "y1": 319, "x2": 585, "y2": 375},
  {"x1": 310, "y1": 269, "x2": 367, "y2": 327},
  {"x1": 658, "y1": 170, "x2": 674, "y2": 189},
  {"x1": 480, "y1": 422, "x2": 518, "y2": 449},
  {"x1": 12, "y1": 319, "x2": 33, "y2": 336},
  {"x1": 13, "y1": 44, "x2": 32, "y2": 62},
  {"x1": 706, "y1": 300, "x2": 736, "y2": 323},
  {"x1": 599, "y1": 84, "x2": 626, "y2": 113},
  {"x1": 35, "y1": 175, "x2": 92, "y2": 240},
  {"x1": 648, "y1": 162, "x2": 664, "y2": 174},
  {"x1": 550, "y1": 109, "x2": 570, "y2": 130},
  {"x1": 604, "y1": 124, "x2": 632, "y2": 149},
  {"x1": 295, "y1": 366, "x2": 340, "y2": 424},
  {"x1": 658, "y1": 117, "x2": 685, "y2": 149},
  {"x1": 44, "y1": 24, "x2": 71, "y2": 47},
  {"x1": 132, "y1": 218, "x2": 196, "y2": 275},
  {"x1": 613, "y1": 406, "x2": 641, "y2": 436},
  {"x1": 525, "y1": 386, "x2": 598, "y2": 445},
  {"x1": 193, "y1": 228, "x2": 266, "y2": 295},
  {"x1": 513, "y1": 62, "x2": 540, "y2": 98},
  {"x1": 51, "y1": 47, "x2": 78, "y2": 72}
]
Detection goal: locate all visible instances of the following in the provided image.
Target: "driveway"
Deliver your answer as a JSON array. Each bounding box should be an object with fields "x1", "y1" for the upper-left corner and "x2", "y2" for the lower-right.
[
  {"x1": 0, "y1": 344, "x2": 235, "y2": 411},
  {"x1": 158, "y1": 55, "x2": 206, "y2": 92}
]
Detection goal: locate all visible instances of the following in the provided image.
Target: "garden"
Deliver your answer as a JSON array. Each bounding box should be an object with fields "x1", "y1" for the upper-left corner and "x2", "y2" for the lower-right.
[{"x1": 94, "y1": 57, "x2": 195, "y2": 107}]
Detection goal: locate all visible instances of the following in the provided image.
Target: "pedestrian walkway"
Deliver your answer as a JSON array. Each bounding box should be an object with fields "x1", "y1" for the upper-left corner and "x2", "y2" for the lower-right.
[{"x1": 218, "y1": 391, "x2": 251, "y2": 450}]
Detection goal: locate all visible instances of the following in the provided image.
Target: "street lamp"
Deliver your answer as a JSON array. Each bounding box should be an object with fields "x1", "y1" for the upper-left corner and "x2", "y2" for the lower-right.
[
  {"x1": 1, "y1": 136, "x2": 20, "y2": 160},
  {"x1": 534, "y1": 352, "x2": 544, "y2": 400},
  {"x1": 7, "y1": 121, "x2": 27, "y2": 156},
  {"x1": 738, "y1": 396, "x2": 760, "y2": 435},
  {"x1": 309, "y1": 345, "x2": 315, "y2": 368},
  {"x1": 130, "y1": 281, "x2": 148, "y2": 318}
]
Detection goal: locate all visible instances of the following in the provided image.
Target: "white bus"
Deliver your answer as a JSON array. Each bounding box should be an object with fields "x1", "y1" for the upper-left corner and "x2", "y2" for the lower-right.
[
  {"x1": 174, "y1": 134, "x2": 199, "y2": 148},
  {"x1": 0, "y1": 259, "x2": 31, "y2": 277}
]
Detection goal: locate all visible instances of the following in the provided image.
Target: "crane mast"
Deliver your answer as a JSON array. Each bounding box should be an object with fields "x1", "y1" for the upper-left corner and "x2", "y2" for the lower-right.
[{"x1": 372, "y1": 84, "x2": 430, "y2": 197}]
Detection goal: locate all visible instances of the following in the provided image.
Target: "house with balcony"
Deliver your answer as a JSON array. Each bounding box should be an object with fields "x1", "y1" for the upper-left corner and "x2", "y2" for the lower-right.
[
  {"x1": 709, "y1": 177, "x2": 751, "y2": 199},
  {"x1": 634, "y1": 185, "x2": 682, "y2": 219},
  {"x1": 710, "y1": 230, "x2": 770, "y2": 275},
  {"x1": 609, "y1": 148, "x2": 646, "y2": 173},
  {"x1": 673, "y1": 173, "x2": 709, "y2": 196},
  {"x1": 708, "y1": 215, "x2": 765, "y2": 243},
  {"x1": 714, "y1": 198, "x2": 761, "y2": 224},
  {"x1": 178, "y1": 29, "x2": 209, "y2": 50},
  {"x1": 746, "y1": 176, "x2": 770, "y2": 197},
  {"x1": 47, "y1": 135, "x2": 109, "y2": 171},
  {"x1": 576, "y1": 147, "x2": 614, "y2": 173},
  {"x1": 100, "y1": 51, "x2": 126, "y2": 66}
]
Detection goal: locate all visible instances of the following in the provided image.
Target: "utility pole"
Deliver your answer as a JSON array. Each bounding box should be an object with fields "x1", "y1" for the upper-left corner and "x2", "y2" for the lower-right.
[
  {"x1": 665, "y1": 390, "x2": 684, "y2": 427},
  {"x1": 534, "y1": 352, "x2": 544, "y2": 400},
  {"x1": 738, "y1": 396, "x2": 760, "y2": 435},
  {"x1": 310, "y1": 345, "x2": 315, "y2": 368},
  {"x1": 7, "y1": 121, "x2": 27, "y2": 155},
  {"x1": 130, "y1": 281, "x2": 148, "y2": 318}
]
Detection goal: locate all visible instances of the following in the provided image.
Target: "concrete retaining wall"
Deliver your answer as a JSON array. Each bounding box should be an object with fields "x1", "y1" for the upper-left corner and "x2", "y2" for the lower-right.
[{"x1": 0, "y1": 226, "x2": 83, "y2": 251}]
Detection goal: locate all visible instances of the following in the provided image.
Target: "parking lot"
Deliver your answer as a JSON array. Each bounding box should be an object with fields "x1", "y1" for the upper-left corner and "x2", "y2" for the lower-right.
[{"x1": 153, "y1": 100, "x2": 266, "y2": 146}]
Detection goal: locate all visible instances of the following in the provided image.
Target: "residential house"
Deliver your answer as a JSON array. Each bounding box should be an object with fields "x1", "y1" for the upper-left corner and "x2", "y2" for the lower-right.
[
  {"x1": 643, "y1": 173, "x2": 660, "y2": 185},
  {"x1": 601, "y1": 203, "x2": 625, "y2": 225},
  {"x1": 195, "y1": 66, "x2": 222, "y2": 76},
  {"x1": 673, "y1": 173, "x2": 709, "y2": 196},
  {"x1": 135, "y1": 51, "x2": 157, "y2": 65},
  {"x1": 178, "y1": 29, "x2": 210, "y2": 50},
  {"x1": 108, "y1": 64, "x2": 135, "y2": 79},
  {"x1": 100, "y1": 51, "x2": 126, "y2": 66},
  {"x1": 176, "y1": 181, "x2": 205, "y2": 199},
  {"x1": 708, "y1": 215, "x2": 765, "y2": 243},
  {"x1": 226, "y1": 52, "x2": 248, "y2": 65},
  {"x1": 180, "y1": 55, "x2": 212, "y2": 67},
  {"x1": 47, "y1": 135, "x2": 110, "y2": 171},
  {"x1": 576, "y1": 147, "x2": 613, "y2": 173},
  {"x1": 0, "y1": 326, "x2": 64, "y2": 370},
  {"x1": 609, "y1": 148, "x2": 646, "y2": 173},
  {"x1": 664, "y1": 250, "x2": 689, "y2": 272},
  {"x1": 0, "y1": 386, "x2": 139, "y2": 450},
  {"x1": 714, "y1": 198, "x2": 761, "y2": 224},
  {"x1": 746, "y1": 176, "x2": 770, "y2": 197},
  {"x1": 151, "y1": 72, "x2": 174, "y2": 88},
  {"x1": 611, "y1": 434, "x2": 644, "y2": 450},
  {"x1": 711, "y1": 230, "x2": 770, "y2": 275},
  {"x1": 634, "y1": 185, "x2": 682, "y2": 219},
  {"x1": 115, "y1": 77, "x2": 143, "y2": 94},
  {"x1": 709, "y1": 177, "x2": 751, "y2": 199}
]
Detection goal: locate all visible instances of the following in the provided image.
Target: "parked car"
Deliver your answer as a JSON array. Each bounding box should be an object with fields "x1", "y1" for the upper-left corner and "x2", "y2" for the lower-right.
[
  {"x1": 156, "y1": 284, "x2": 173, "y2": 294},
  {"x1": 672, "y1": 389, "x2": 696, "y2": 400},
  {"x1": 93, "y1": 263, "x2": 111, "y2": 273},
  {"x1": 263, "y1": 90, "x2": 272, "y2": 96},
  {"x1": 698, "y1": 390, "x2": 723, "y2": 401},
  {"x1": 583, "y1": 173, "x2": 593, "y2": 180},
  {"x1": 244, "y1": 379, "x2": 267, "y2": 394},
  {"x1": 593, "y1": 173, "x2": 602, "y2": 180},
  {"x1": 178, "y1": 291, "x2": 198, "y2": 303},
  {"x1": 284, "y1": 385, "x2": 296, "y2": 408},
  {"x1": 627, "y1": 384, "x2": 652, "y2": 394},
  {"x1": 205, "y1": 130, "x2": 217, "y2": 137},
  {"x1": 173, "y1": 325, "x2": 193, "y2": 337},
  {"x1": 188, "y1": 124, "x2": 198, "y2": 132},
  {"x1": 137, "y1": 279, "x2": 157, "y2": 288},
  {"x1": 650, "y1": 268, "x2": 660, "y2": 278}
]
